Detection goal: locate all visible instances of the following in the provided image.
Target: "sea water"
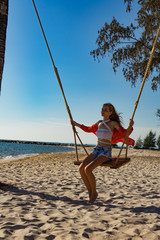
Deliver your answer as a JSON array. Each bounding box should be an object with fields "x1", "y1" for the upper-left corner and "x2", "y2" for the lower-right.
[{"x1": 0, "y1": 141, "x2": 75, "y2": 162}]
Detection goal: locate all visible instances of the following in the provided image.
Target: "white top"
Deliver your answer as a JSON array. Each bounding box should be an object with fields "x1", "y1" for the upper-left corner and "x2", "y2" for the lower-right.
[{"x1": 96, "y1": 120, "x2": 113, "y2": 144}]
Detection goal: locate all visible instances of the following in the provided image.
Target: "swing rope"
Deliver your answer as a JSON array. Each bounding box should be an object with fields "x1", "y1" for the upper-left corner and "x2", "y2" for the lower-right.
[
  {"x1": 31, "y1": 0, "x2": 89, "y2": 161},
  {"x1": 32, "y1": 0, "x2": 159, "y2": 166},
  {"x1": 116, "y1": 25, "x2": 160, "y2": 166}
]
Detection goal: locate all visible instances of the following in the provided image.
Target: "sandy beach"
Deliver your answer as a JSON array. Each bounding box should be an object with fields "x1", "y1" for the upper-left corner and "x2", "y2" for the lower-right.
[{"x1": 0, "y1": 148, "x2": 160, "y2": 240}]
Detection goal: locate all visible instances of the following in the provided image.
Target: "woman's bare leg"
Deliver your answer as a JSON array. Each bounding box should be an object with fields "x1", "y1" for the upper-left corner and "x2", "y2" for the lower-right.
[
  {"x1": 79, "y1": 154, "x2": 96, "y2": 200},
  {"x1": 85, "y1": 155, "x2": 110, "y2": 203}
]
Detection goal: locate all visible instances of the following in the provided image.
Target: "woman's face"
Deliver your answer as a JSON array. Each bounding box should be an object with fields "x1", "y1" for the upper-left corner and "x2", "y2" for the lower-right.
[{"x1": 101, "y1": 105, "x2": 112, "y2": 118}]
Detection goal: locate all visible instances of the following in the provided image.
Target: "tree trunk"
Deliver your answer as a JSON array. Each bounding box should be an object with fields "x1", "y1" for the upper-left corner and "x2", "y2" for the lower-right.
[{"x1": 0, "y1": 0, "x2": 8, "y2": 92}]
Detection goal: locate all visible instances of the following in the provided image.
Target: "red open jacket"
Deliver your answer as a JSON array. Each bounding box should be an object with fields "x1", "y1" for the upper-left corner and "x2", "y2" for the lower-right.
[{"x1": 80, "y1": 123, "x2": 135, "y2": 146}]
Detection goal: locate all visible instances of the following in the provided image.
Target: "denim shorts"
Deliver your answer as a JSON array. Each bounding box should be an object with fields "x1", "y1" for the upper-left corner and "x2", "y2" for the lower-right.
[{"x1": 92, "y1": 146, "x2": 112, "y2": 158}]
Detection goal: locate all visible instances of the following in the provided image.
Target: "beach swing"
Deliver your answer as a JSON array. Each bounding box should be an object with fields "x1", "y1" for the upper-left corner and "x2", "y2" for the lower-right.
[{"x1": 32, "y1": 1, "x2": 160, "y2": 168}]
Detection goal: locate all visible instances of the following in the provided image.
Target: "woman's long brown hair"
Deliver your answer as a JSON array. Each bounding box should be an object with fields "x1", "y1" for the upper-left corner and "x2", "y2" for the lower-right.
[{"x1": 103, "y1": 103, "x2": 122, "y2": 126}]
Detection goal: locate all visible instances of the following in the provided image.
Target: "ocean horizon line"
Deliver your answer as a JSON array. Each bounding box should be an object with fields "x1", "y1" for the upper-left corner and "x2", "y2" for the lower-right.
[{"x1": 0, "y1": 139, "x2": 95, "y2": 147}]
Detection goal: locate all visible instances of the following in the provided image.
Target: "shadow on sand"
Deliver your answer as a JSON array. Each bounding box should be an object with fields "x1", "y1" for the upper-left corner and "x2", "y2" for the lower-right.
[{"x1": 0, "y1": 182, "x2": 160, "y2": 214}]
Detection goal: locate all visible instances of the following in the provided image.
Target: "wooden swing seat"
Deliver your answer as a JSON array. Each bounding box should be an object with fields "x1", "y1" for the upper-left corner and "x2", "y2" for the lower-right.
[{"x1": 74, "y1": 157, "x2": 131, "y2": 169}]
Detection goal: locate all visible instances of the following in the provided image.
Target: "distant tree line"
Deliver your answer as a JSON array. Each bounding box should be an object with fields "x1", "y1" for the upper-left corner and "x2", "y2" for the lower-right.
[{"x1": 135, "y1": 131, "x2": 160, "y2": 149}]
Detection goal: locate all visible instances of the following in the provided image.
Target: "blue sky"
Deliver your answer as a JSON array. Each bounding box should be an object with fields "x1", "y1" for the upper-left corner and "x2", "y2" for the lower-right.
[{"x1": 1, "y1": 0, "x2": 160, "y2": 145}]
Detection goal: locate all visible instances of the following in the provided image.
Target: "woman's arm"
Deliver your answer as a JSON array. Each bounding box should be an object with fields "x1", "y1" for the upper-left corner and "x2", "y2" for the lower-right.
[
  {"x1": 111, "y1": 119, "x2": 135, "y2": 146},
  {"x1": 71, "y1": 120, "x2": 81, "y2": 128},
  {"x1": 112, "y1": 119, "x2": 134, "y2": 131},
  {"x1": 71, "y1": 120, "x2": 99, "y2": 135}
]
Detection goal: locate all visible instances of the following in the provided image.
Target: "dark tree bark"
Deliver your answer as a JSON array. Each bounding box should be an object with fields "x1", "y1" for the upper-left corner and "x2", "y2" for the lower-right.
[{"x1": 0, "y1": 0, "x2": 8, "y2": 92}]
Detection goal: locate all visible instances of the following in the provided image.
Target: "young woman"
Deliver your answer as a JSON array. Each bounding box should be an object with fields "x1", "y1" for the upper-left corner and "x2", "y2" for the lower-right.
[{"x1": 72, "y1": 103, "x2": 134, "y2": 203}]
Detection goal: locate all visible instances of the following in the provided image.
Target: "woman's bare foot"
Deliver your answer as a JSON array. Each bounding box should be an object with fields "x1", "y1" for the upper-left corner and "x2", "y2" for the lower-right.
[
  {"x1": 88, "y1": 192, "x2": 98, "y2": 204},
  {"x1": 87, "y1": 191, "x2": 92, "y2": 203}
]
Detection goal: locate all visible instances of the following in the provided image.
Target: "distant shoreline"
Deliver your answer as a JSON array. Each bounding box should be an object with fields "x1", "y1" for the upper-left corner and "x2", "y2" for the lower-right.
[{"x1": 0, "y1": 139, "x2": 95, "y2": 147}]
